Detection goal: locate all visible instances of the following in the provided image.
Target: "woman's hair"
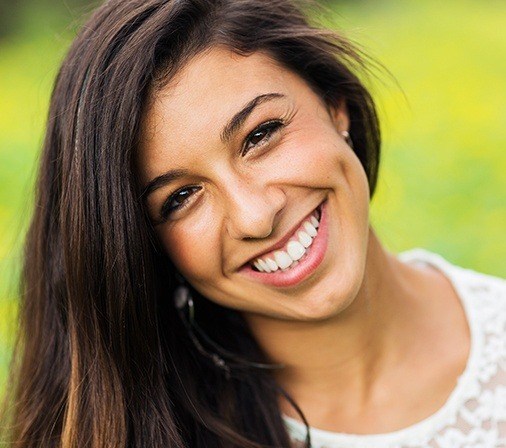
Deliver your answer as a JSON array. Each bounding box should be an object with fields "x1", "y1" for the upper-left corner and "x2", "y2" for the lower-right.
[{"x1": 1, "y1": 0, "x2": 381, "y2": 446}]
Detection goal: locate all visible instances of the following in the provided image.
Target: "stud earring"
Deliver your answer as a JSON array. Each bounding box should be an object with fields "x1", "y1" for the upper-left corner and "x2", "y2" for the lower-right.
[{"x1": 341, "y1": 130, "x2": 354, "y2": 149}]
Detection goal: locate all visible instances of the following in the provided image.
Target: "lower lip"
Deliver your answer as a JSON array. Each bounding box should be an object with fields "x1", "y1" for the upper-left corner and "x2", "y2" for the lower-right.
[{"x1": 239, "y1": 200, "x2": 329, "y2": 288}]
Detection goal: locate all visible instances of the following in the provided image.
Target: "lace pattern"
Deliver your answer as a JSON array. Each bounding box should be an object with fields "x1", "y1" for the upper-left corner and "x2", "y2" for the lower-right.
[{"x1": 285, "y1": 248, "x2": 506, "y2": 448}]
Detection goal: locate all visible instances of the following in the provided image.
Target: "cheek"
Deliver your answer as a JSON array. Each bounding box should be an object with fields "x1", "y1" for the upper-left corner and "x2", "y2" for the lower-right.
[
  {"x1": 270, "y1": 125, "x2": 350, "y2": 188},
  {"x1": 157, "y1": 207, "x2": 222, "y2": 281}
]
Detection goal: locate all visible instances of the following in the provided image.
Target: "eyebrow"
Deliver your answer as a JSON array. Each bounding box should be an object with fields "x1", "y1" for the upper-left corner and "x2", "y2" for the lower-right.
[
  {"x1": 141, "y1": 92, "x2": 286, "y2": 200},
  {"x1": 220, "y1": 92, "x2": 285, "y2": 143},
  {"x1": 141, "y1": 168, "x2": 189, "y2": 199}
]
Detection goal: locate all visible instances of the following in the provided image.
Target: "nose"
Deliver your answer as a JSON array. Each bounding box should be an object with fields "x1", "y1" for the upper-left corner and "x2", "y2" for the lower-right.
[{"x1": 224, "y1": 177, "x2": 286, "y2": 240}]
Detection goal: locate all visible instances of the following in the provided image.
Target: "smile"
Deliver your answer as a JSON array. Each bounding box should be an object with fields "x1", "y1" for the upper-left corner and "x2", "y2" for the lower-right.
[
  {"x1": 251, "y1": 209, "x2": 321, "y2": 272},
  {"x1": 239, "y1": 200, "x2": 329, "y2": 288}
]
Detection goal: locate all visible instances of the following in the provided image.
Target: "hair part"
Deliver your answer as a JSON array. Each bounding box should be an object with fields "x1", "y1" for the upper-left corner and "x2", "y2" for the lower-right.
[{"x1": 1, "y1": 1, "x2": 381, "y2": 447}]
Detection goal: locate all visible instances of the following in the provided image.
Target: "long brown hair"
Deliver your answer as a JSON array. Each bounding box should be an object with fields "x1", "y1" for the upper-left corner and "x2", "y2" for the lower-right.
[{"x1": 1, "y1": 0, "x2": 381, "y2": 446}]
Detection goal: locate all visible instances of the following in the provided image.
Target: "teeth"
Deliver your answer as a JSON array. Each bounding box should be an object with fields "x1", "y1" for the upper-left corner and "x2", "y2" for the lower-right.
[
  {"x1": 258, "y1": 258, "x2": 272, "y2": 272},
  {"x1": 297, "y1": 231, "x2": 312, "y2": 248},
  {"x1": 265, "y1": 258, "x2": 278, "y2": 272},
  {"x1": 274, "y1": 251, "x2": 292, "y2": 270},
  {"x1": 286, "y1": 241, "x2": 305, "y2": 261},
  {"x1": 303, "y1": 221, "x2": 318, "y2": 237},
  {"x1": 251, "y1": 208, "x2": 322, "y2": 272}
]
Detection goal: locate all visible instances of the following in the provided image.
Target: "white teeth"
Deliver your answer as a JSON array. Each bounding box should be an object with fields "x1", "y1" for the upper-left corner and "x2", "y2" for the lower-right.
[
  {"x1": 251, "y1": 210, "x2": 322, "y2": 272},
  {"x1": 265, "y1": 258, "x2": 278, "y2": 272},
  {"x1": 303, "y1": 221, "x2": 317, "y2": 237},
  {"x1": 298, "y1": 231, "x2": 312, "y2": 248},
  {"x1": 274, "y1": 251, "x2": 292, "y2": 269},
  {"x1": 286, "y1": 241, "x2": 305, "y2": 261},
  {"x1": 258, "y1": 259, "x2": 271, "y2": 273}
]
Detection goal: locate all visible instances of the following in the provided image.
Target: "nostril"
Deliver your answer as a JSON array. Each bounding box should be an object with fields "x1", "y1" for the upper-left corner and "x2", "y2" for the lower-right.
[{"x1": 242, "y1": 227, "x2": 273, "y2": 241}]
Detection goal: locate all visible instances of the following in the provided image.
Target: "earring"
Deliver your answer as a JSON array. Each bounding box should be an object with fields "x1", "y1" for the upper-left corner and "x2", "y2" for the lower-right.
[
  {"x1": 174, "y1": 283, "x2": 230, "y2": 376},
  {"x1": 341, "y1": 130, "x2": 354, "y2": 149},
  {"x1": 173, "y1": 282, "x2": 284, "y2": 378}
]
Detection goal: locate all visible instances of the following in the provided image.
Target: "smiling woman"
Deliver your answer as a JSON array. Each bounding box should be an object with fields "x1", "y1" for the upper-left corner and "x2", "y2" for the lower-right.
[
  {"x1": 1, "y1": 1, "x2": 505, "y2": 448},
  {"x1": 139, "y1": 48, "x2": 371, "y2": 307}
]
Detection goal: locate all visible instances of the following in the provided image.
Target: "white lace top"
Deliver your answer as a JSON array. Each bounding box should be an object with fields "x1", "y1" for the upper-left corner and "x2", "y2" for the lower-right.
[{"x1": 284, "y1": 248, "x2": 506, "y2": 448}]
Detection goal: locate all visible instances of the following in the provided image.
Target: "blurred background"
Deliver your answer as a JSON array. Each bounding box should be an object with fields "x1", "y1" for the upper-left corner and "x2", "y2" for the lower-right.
[{"x1": 0, "y1": 0, "x2": 505, "y2": 387}]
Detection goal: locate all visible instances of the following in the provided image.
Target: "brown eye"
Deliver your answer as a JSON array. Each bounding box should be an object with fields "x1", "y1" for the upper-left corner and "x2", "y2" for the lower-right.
[
  {"x1": 242, "y1": 120, "x2": 284, "y2": 155},
  {"x1": 160, "y1": 186, "x2": 201, "y2": 220},
  {"x1": 249, "y1": 129, "x2": 268, "y2": 145},
  {"x1": 172, "y1": 190, "x2": 191, "y2": 205}
]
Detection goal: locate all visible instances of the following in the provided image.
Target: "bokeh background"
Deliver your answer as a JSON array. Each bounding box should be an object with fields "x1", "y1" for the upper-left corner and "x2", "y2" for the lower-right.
[{"x1": 0, "y1": 0, "x2": 505, "y2": 388}]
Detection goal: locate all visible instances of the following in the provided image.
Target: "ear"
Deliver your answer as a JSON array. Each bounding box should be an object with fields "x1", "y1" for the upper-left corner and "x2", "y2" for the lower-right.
[{"x1": 329, "y1": 101, "x2": 350, "y2": 134}]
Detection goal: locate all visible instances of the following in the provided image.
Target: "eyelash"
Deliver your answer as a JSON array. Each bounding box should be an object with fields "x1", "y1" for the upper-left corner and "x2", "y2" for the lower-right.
[
  {"x1": 159, "y1": 185, "x2": 202, "y2": 221},
  {"x1": 241, "y1": 119, "x2": 285, "y2": 156},
  {"x1": 158, "y1": 119, "x2": 286, "y2": 222}
]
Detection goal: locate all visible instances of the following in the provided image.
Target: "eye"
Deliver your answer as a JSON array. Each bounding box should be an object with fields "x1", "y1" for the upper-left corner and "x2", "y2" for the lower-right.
[
  {"x1": 159, "y1": 185, "x2": 201, "y2": 221},
  {"x1": 242, "y1": 120, "x2": 284, "y2": 156}
]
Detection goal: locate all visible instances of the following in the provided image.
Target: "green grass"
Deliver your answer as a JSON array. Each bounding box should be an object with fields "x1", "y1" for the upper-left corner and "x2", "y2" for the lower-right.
[
  {"x1": 334, "y1": 0, "x2": 506, "y2": 274},
  {"x1": 0, "y1": 0, "x2": 505, "y2": 386},
  {"x1": 0, "y1": 17, "x2": 74, "y2": 388}
]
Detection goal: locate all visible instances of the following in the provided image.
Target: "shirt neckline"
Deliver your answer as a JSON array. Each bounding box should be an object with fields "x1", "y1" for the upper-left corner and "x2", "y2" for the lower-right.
[{"x1": 283, "y1": 248, "x2": 483, "y2": 447}]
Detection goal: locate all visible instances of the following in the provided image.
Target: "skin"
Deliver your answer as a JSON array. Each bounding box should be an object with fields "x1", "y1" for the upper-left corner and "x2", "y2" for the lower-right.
[{"x1": 137, "y1": 47, "x2": 470, "y2": 434}]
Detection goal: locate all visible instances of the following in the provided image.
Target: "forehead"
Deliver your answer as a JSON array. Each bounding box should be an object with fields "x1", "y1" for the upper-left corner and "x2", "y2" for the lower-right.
[
  {"x1": 151, "y1": 46, "x2": 290, "y2": 113},
  {"x1": 138, "y1": 47, "x2": 309, "y2": 179}
]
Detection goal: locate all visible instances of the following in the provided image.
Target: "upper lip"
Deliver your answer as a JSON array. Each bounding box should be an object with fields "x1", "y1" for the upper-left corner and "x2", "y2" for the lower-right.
[{"x1": 242, "y1": 202, "x2": 322, "y2": 267}]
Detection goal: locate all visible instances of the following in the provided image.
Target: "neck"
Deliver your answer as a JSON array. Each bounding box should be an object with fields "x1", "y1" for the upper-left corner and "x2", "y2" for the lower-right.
[{"x1": 243, "y1": 228, "x2": 433, "y2": 412}]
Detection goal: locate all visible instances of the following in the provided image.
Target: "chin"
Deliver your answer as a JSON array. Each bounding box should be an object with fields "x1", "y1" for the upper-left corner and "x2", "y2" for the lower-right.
[{"x1": 288, "y1": 269, "x2": 364, "y2": 322}]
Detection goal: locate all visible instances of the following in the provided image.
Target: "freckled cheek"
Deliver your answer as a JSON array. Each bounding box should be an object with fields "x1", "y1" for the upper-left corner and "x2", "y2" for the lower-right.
[{"x1": 157, "y1": 215, "x2": 222, "y2": 281}]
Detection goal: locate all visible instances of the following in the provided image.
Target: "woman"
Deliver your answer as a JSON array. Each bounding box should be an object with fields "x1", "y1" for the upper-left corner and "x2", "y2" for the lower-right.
[{"x1": 2, "y1": 0, "x2": 505, "y2": 447}]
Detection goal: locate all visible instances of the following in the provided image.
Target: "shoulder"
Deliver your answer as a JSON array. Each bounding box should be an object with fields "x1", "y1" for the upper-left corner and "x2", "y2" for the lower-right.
[
  {"x1": 399, "y1": 247, "x2": 506, "y2": 365},
  {"x1": 399, "y1": 248, "x2": 506, "y2": 441},
  {"x1": 398, "y1": 247, "x2": 506, "y2": 307}
]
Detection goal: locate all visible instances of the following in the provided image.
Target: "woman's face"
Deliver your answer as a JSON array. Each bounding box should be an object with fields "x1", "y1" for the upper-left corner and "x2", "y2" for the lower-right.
[{"x1": 138, "y1": 47, "x2": 370, "y2": 321}]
